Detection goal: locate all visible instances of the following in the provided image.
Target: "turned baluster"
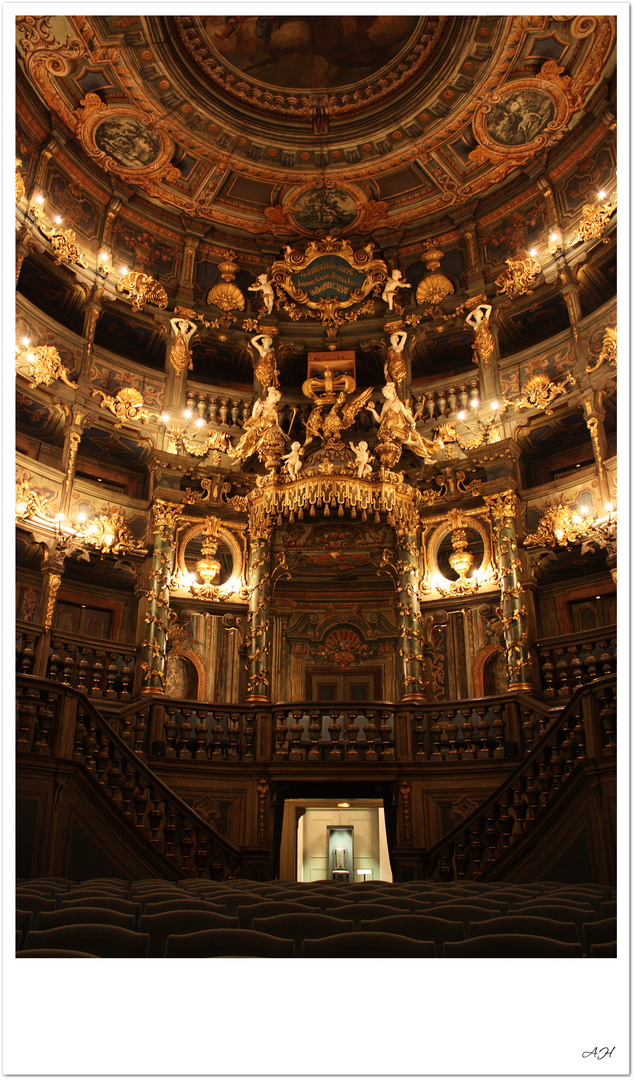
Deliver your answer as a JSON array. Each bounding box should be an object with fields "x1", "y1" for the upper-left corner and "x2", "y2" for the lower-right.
[
  {"x1": 164, "y1": 708, "x2": 178, "y2": 758},
  {"x1": 512, "y1": 777, "x2": 529, "y2": 832},
  {"x1": 194, "y1": 711, "x2": 208, "y2": 759},
  {"x1": 327, "y1": 711, "x2": 342, "y2": 760},
  {"x1": 569, "y1": 647, "x2": 584, "y2": 690},
  {"x1": 227, "y1": 713, "x2": 240, "y2": 759},
  {"x1": 72, "y1": 705, "x2": 87, "y2": 762},
  {"x1": 75, "y1": 649, "x2": 90, "y2": 694},
  {"x1": 33, "y1": 692, "x2": 54, "y2": 754},
  {"x1": 82, "y1": 714, "x2": 98, "y2": 772},
  {"x1": 274, "y1": 710, "x2": 289, "y2": 759},
  {"x1": 540, "y1": 649, "x2": 556, "y2": 698},
  {"x1": 559, "y1": 717, "x2": 576, "y2": 775},
  {"x1": 17, "y1": 690, "x2": 37, "y2": 749},
  {"x1": 468, "y1": 822, "x2": 484, "y2": 875},
  {"x1": 439, "y1": 853, "x2": 454, "y2": 882},
  {"x1": 553, "y1": 648, "x2": 570, "y2": 697},
  {"x1": 536, "y1": 751, "x2": 553, "y2": 806},
  {"x1": 598, "y1": 687, "x2": 617, "y2": 751},
  {"x1": 289, "y1": 710, "x2": 305, "y2": 760},
  {"x1": 147, "y1": 788, "x2": 164, "y2": 847},
  {"x1": 498, "y1": 792, "x2": 514, "y2": 847},
  {"x1": 363, "y1": 711, "x2": 378, "y2": 762},
  {"x1": 133, "y1": 780, "x2": 150, "y2": 832},
  {"x1": 454, "y1": 833, "x2": 470, "y2": 879},
  {"x1": 491, "y1": 705, "x2": 505, "y2": 759},
  {"x1": 208, "y1": 712, "x2": 224, "y2": 759},
  {"x1": 87, "y1": 651, "x2": 104, "y2": 696},
  {"x1": 120, "y1": 764, "x2": 136, "y2": 820},
  {"x1": 475, "y1": 707, "x2": 490, "y2": 758},
  {"x1": 95, "y1": 729, "x2": 111, "y2": 786},
  {"x1": 583, "y1": 648, "x2": 598, "y2": 681},
  {"x1": 20, "y1": 634, "x2": 36, "y2": 674},
  {"x1": 194, "y1": 834, "x2": 209, "y2": 877},
  {"x1": 163, "y1": 804, "x2": 178, "y2": 862},
  {"x1": 180, "y1": 822, "x2": 195, "y2": 871},
  {"x1": 179, "y1": 710, "x2": 193, "y2": 758},
  {"x1": 104, "y1": 653, "x2": 118, "y2": 699},
  {"x1": 345, "y1": 711, "x2": 360, "y2": 761},
  {"x1": 459, "y1": 709, "x2": 475, "y2": 760},
  {"x1": 483, "y1": 808, "x2": 499, "y2": 867},
  {"x1": 413, "y1": 713, "x2": 426, "y2": 760},
  {"x1": 61, "y1": 645, "x2": 76, "y2": 686},
  {"x1": 571, "y1": 705, "x2": 587, "y2": 761},
  {"x1": 598, "y1": 641, "x2": 614, "y2": 677},
  {"x1": 535, "y1": 709, "x2": 549, "y2": 741},
  {"x1": 133, "y1": 709, "x2": 148, "y2": 757},
  {"x1": 307, "y1": 711, "x2": 322, "y2": 760},
  {"x1": 429, "y1": 711, "x2": 442, "y2": 761},
  {"x1": 444, "y1": 709, "x2": 459, "y2": 759},
  {"x1": 524, "y1": 763, "x2": 541, "y2": 822},
  {"x1": 108, "y1": 748, "x2": 124, "y2": 805},
  {"x1": 521, "y1": 707, "x2": 536, "y2": 751},
  {"x1": 379, "y1": 711, "x2": 393, "y2": 760},
  {"x1": 548, "y1": 738, "x2": 566, "y2": 792},
  {"x1": 243, "y1": 712, "x2": 256, "y2": 762},
  {"x1": 120, "y1": 655, "x2": 134, "y2": 700},
  {"x1": 119, "y1": 711, "x2": 134, "y2": 748},
  {"x1": 48, "y1": 643, "x2": 62, "y2": 682}
]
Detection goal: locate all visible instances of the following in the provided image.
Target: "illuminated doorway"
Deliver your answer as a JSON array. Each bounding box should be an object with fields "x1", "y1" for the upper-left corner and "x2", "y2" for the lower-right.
[{"x1": 279, "y1": 798, "x2": 392, "y2": 882}]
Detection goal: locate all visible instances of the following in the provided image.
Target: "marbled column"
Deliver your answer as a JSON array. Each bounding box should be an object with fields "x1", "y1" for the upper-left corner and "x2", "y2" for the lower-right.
[
  {"x1": 395, "y1": 526, "x2": 427, "y2": 703},
  {"x1": 244, "y1": 516, "x2": 273, "y2": 703},
  {"x1": 139, "y1": 500, "x2": 181, "y2": 695},
  {"x1": 485, "y1": 491, "x2": 534, "y2": 692}
]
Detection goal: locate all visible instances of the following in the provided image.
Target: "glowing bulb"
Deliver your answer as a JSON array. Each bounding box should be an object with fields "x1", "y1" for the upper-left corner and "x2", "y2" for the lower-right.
[
  {"x1": 491, "y1": 400, "x2": 499, "y2": 410},
  {"x1": 598, "y1": 190, "x2": 606, "y2": 200},
  {"x1": 605, "y1": 502, "x2": 614, "y2": 513},
  {"x1": 120, "y1": 266, "x2": 128, "y2": 275},
  {"x1": 54, "y1": 215, "x2": 62, "y2": 224},
  {"x1": 183, "y1": 409, "x2": 192, "y2": 419},
  {"x1": 77, "y1": 512, "x2": 86, "y2": 522},
  {"x1": 470, "y1": 398, "x2": 479, "y2": 409},
  {"x1": 55, "y1": 513, "x2": 65, "y2": 522},
  {"x1": 21, "y1": 337, "x2": 30, "y2": 346},
  {"x1": 457, "y1": 410, "x2": 466, "y2": 420},
  {"x1": 27, "y1": 352, "x2": 35, "y2": 363},
  {"x1": 161, "y1": 412, "x2": 169, "y2": 423},
  {"x1": 550, "y1": 233, "x2": 558, "y2": 242},
  {"x1": 195, "y1": 417, "x2": 204, "y2": 428},
  {"x1": 35, "y1": 195, "x2": 43, "y2": 204},
  {"x1": 580, "y1": 505, "x2": 589, "y2": 516},
  {"x1": 529, "y1": 248, "x2": 537, "y2": 257}
]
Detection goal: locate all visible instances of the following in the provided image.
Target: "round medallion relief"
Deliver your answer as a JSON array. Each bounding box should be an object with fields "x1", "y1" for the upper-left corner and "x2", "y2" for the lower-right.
[
  {"x1": 484, "y1": 89, "x2": 555, "y2": 147},
  {"x1": 94, "y1": 117, "x2": 162, "y2": 169}
]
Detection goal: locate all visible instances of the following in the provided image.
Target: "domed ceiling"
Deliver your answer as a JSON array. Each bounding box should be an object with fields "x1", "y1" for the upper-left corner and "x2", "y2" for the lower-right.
[{"x1": 17, "y1": 14, "x2": 616, "y2": 242}]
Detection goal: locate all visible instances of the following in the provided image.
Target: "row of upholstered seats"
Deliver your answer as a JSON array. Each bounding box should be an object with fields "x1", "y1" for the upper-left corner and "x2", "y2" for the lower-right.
[{"x1": 16, "y1": 878, "x2": 616, "y2": 957}]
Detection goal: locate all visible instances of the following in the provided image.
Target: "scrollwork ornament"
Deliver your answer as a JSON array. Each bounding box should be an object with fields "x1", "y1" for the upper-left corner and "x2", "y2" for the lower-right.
[
  {"x1": 16, "y1": 344, "x2": 78, "y2": 389},
  {"x1": 502, "y1": 372, "x2": 576, "y2": 412},
  {"x1": 569, "y1": 201, "x2": 614, "y2": 246},
  {"x1": 117, "y1": 271, "x2": 168, "y2": 312},
  {"x1": 495, "y1": 254, "x2": 541, "y2": 298},
  {"x1": 92, "y1": 386, "x2": 160, "y2": 426},
  {"x1": 586, "y1": 327, "x2": 616, "y2": 373}
]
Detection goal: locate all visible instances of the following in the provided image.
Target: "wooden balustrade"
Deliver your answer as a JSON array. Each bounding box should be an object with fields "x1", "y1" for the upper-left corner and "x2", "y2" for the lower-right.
[
  {"x1": 16, "y1": 623, "x2": 42, "y2": 675},
  {"x1": 536, "y1": 625, "x2": 616, "y2": 699},
  {"x1": 16, "y1": 675, "x2": 242, "y2": 878},
  {"x1": 422, "y1": 676, "x2": 616, "y2": 881},
  {"x1": 409, "y1": 696, "x2": 525, "y2": 762},
  {"x1": 44, "y1": 632, "x2": 138, "y2": 701}
]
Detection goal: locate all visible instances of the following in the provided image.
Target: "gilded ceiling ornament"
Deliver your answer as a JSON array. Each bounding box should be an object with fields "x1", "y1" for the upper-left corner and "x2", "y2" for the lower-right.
[
  {"x1": 415, "y1": 273, "x2": 454, "y2": 306},
  {"x1": 74, "y1": 94, "x2": 178, "y2": 185},
  {"x1": 495, "y1": 253, "x2": 541, "y2": 298},
  {"x1": 435, "y1": 419, "x2": 491, "y2": 452},
  {"x1": 37, "y1": 223, "x2": 88, "y2": 268},
  {"x1": 15, "y1": 480, "x2": 53, "y2": 522},
  {"x1": 502, "y1": 372, "x2": 576, "y2": 412},
  {"x1": 207, "y1": 250, "x2": 245, "y2": 316},
  {"x1": 92, "y1": 386, "x2": 160, "y2": 426},
  {"x1": 472, "y1": 63, "x2": 574, "y2": 164},
  {"x1": 75, "y1": 510, "x2": 144, "y2": 556},
  {"x1": 421, "y1": 242, "x2": 445, "y2": 272},
  {"x1": 16, "y1": 344, "x2": 78, "y2": 389},
  {"x1": 168, "y1": 428, "x2": 230, "y2": 459},
  {"x1": 569, "y1": 200, "x2": 615, "y2": 246},
  {"x1": 15, "y1": 159, "x2": 25, "y2": 204},
  {"x1": 523, "y1": 503, "x2": 594, "y2": 549},
  {"x1": 116, "y1": 270, "x2": 168, "y2": 312},
  {"x1": 586, "y1": 327, "x2": 616, "y2": 373}
]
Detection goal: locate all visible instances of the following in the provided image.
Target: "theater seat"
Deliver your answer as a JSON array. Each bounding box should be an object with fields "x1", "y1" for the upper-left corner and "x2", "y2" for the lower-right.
[
  {"x1": 165, "y1": 928, "x2": 294, "y2": 957},
  {"x1": 24, "y1": 924, "x2": 149, "y2": 958},
  {"x1": 468, "y1": 916, "x2": 579, "y2": 942},
  {"x1": 443, "y1": 934, "x2": 583, "y2": 957},
  {"x1": 138, "y1": 910, "x2": 239, "y2": 957},
  {"x1": 17, "y1": 949, "x2": 98, "y2": 957},
  {"x1": 359, "y1": 914, "x2": 464, "y2": 955},
  {"x1": 251, "y1": 913, "x2": 354, "y2": 955},
  {"x1": 35, "y1": 907, "x2": 136, "y2": 931},
  {"x1": 302, "y1": 932, "x2": 436, "y2": 958}
]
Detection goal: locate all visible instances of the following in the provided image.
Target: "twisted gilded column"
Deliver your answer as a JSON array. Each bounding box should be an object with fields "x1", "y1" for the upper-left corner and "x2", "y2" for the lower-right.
[
  {"x1": 139, "y1": 500, "x2": 181, "y2": 695},
  {"x1": 485, "y1": 491, "x2": 533, "y2": 692},
  {"x1": 245, "y1": 514, "x2": 273, "y2": 704},
  {"x1": 394, "y1": 524, "x2": 427, "y2": 703}
]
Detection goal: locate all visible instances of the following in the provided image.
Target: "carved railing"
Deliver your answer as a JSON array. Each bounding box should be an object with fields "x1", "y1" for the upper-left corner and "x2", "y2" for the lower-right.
[
  {"x1": 16, "y1": 675, "x2": 242, "y2": 878},
  {"x1": 271, "y1": 703, "x2": 396, "y2": 762},
  {"x1": 46, "y1": 631, "x2": 139, "y2": 701},
  {"x1": 16, "y1": 621, "x2": 43, "y2": 675},
  {"x1": 421, "y1": 676, "x2": 616, "y2": 881},
  {"x1": 536, "y1": 625, "x2": 616, "y2": 698},
  {"x1": 409, "y1": 695, "x2": 530, "y2": 762}
]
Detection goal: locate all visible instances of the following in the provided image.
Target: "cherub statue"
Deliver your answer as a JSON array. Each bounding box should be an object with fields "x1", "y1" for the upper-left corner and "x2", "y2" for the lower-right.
[
  {"x1": 282, "y1": 441, "x2": 303, "y2": 481},
  {"x1": 227, "y1": 386, "x2": 283, "y2": 463},
  {"x1": 250, "y1": 333, "x2": 279, "y2": 390},
  {"x1": 382, "y1": 269, "x2": 411, "y2": 312},
  {"x1": 385, "y1": 330, "x2": 408, "y2": 386},
  {"x1": 465, "y1": 303, "x2": 494, "y2": 367},
  {"x1": 367, "y1": 381, "x2": 443, "y2": 467},
  {"x1": 350, "y1": 440, "x2": 372, "y2": 479},
  {"x1": 248, "y1": 273, "x2": 274, "y2": 316},
  {"x1": 169, "y1": 315, "x2": 198, "y2": 374}
]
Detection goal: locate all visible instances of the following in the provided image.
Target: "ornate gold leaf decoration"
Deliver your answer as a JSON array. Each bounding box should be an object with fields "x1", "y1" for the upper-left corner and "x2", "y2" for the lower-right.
[
  {"x1": 502, "y1": 372, "x2": 576, "y2": 412},
  {"x1": 586, "y1": 326, "x2": 616, "y2": 373},
  {"x1": 207, "y1": 281, "x2": 245, "y2": 313},
  {"x1": 495, "y1": 254, "x2": 541, "y2": 298},
  {"x1": 75, "y1": 510, "x2": 144, "y2": 555},
  {"x1": 116, "y1": 271, "x2": 168, "y2": 312},
  {"x1": 16, "y1": 344, "x2": 78, "y2": 389},
  {"x1": 415, "y1": 273, "x2": 454, "y2": 306},
  {"x1": 15, "y1": 480, "x2": 53, "y2": 522},
  {"x1": 38, "y1": 224, "x2": 88, "y2": 268},
  {"x1": 523, "y1": 503, "x2": 591, "y2": 548},
  {"x1": 92, "y1": 386, "x2": 160, "y2": 426},
  {"x1": 16, "y1": 159, "x2": 25, "y2": 204},
  {"x1": 569, "y1": 201, "x2": 614, "y2": 245}
]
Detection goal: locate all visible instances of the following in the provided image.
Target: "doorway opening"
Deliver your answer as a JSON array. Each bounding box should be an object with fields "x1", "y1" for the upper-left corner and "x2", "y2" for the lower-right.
[{"x1": 279, "y1": 797, "x2": 392, "y2": 882}]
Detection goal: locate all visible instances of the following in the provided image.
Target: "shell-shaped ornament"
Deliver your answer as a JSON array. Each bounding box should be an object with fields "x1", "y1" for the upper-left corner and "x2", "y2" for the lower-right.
[
  {"x1": 416, "y1": 273, "x2": 455, "y2": 306},
  {"x1": 207, "y1": 281, "x2": 245, "y2": 312}
]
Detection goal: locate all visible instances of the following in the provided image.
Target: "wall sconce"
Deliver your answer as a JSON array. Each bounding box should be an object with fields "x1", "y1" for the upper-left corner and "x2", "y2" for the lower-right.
[{"x1": 97, "y1": 249, "x2": 112, "y2": 275}]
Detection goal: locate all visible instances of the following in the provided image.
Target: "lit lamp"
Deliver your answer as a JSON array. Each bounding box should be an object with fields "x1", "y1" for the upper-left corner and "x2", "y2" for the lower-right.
[
  {"x1": 448, "y1": 527, "x2": 474, "y2": 583},
  {"x1": 194, "y1": 519, "x2": 223, "y2": 587}
]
